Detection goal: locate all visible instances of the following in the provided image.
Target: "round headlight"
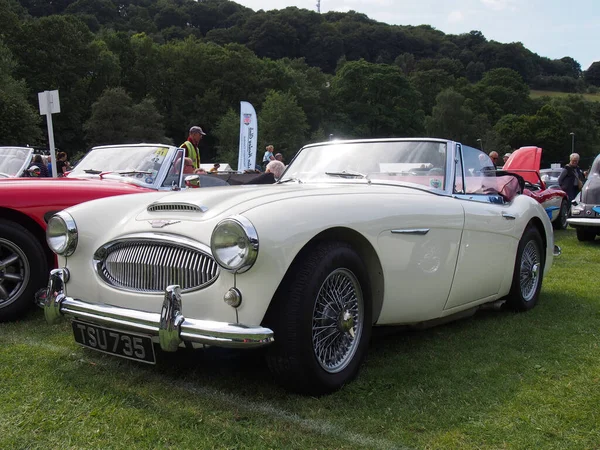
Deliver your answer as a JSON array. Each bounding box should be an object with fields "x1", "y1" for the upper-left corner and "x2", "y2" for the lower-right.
[
  {"x1": 210, "y1": 215, "x2": 258, "y2": 273},
  {"x1": 46, "y1": 211, "x2": 78, "y2": 256}
]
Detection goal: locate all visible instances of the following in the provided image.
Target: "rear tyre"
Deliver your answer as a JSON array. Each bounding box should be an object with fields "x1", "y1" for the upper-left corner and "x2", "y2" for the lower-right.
[
  {"x1": 0, "y1": 220, "x2": 48, "y2": 322},
  {"x1": 576, "y1": 227, "x2": 596, "y2": 242},
  {"x1": 264, "y1": 241, "x2": 372, "y2": 395},
  {"x1": 553, "y1": 199, "x2": 569, "y2": 230},
  {"x1": 505, "y1": 226, "x2": 544, "y2": 312}
]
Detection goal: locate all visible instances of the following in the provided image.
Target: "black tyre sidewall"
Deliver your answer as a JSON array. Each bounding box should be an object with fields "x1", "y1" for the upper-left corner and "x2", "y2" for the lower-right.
[
  {"x1": 576, "y1": 227, "x2": 596, "y2": 242},
  {"x1": 506, "y1": 226, "x2": 544, "y2": 312},
  {"x1": 0, "y1": 220, "x2": 48, "y2": 321},
  {"x1": 554, "y1": 199, "x2": 569, "y2": 230},
  {"x1": 266, "y1": 241, "x2": 372, "y2": 395}
]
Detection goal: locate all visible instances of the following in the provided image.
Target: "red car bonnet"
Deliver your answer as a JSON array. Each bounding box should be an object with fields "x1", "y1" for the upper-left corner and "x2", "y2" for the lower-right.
[{"x1": 503, "y1": 146, "x2": 543, "y2": 186}]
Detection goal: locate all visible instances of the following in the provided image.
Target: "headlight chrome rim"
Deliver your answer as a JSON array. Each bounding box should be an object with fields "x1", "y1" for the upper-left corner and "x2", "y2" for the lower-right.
[
  {"x1": 211, "y1": 215, "x2": 258, "y2": 273},
  {"x1": 46, "y1": 211, "x2": 78, "y2": 256}
]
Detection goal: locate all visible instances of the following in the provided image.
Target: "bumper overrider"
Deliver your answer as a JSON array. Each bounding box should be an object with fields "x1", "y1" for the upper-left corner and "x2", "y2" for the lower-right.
[{"x1": 42, "y1": 269, "x2": 274, "y2": 351}]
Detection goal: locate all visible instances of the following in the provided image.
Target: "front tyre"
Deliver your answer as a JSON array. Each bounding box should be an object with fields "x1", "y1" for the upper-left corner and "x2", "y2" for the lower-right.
[
  {"x1": 506, "y1": 225, "x2": 544, "y2": 311},
  {"x1": 0, "y1": 220, "x2": 48, "y2": 321},
  {"x1": 265, "y1": 241, "x2": 372, "y2": 395},
  {"x1": 576, "y1": 227, "x2": 596, "y2": 242}
]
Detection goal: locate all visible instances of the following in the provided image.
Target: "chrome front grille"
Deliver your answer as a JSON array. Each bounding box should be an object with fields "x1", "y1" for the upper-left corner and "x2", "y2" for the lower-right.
[{"x1": 94, "y1": 236, "x2": 219, "y2": 293}]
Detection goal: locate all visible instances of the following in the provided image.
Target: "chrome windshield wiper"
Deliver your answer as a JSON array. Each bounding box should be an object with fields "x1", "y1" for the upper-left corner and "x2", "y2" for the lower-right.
[
  {"x1": 116, "y1": 170, "x2": 153, "y2": 176},
  {"x1": 83, "y1": 169, "x2": 102, "y2": 174},
  {"x1": 325, "y1": 170, "x2": 367, "y2": 179},
  {"x1": 277, "y1": 177, "x2": 303, "y2": 184}
]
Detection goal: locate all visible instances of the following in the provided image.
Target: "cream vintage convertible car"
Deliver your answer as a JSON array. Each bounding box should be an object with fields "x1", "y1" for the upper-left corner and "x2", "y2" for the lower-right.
[{"x1": 42, "y1": 138, "x2": 559, "y2": 394}]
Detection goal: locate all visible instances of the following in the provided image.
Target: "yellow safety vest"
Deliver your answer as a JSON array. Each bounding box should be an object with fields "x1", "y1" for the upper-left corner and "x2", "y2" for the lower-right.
[{"x1": 180, "y1": 141, "x2": 200, "y2": 169}]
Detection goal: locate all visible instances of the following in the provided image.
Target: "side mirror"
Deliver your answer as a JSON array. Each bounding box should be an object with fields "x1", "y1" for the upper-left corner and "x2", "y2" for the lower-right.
[{"x1": 184, "y1": 175, "x2": 200, "y2": 188}]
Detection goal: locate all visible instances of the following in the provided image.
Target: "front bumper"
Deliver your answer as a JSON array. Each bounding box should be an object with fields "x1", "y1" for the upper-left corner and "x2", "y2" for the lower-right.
[
  {"x1": 567, "y1": 217, "x2": 600, "y2": 228},
  {"x1": 43, "y1": 269, "x2": 274, "y2": 351}
]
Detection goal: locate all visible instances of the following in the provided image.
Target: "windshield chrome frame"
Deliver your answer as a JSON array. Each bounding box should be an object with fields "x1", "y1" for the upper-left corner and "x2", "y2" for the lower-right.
[
  {"x1": 68, "y1": 143, "x2": 179, "y2": 190},
  {"x1": 281, "y1": 138, "x2": 458, "y2": 196}
]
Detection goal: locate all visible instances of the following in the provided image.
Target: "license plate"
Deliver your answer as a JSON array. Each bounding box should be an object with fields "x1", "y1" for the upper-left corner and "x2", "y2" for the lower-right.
[{"x1": 72, "y1": 320, "x2": 156, "y2": 364}]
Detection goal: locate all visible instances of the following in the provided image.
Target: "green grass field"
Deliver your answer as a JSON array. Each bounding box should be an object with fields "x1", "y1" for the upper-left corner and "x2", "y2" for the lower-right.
[
  {"x1": 1, "y1": 229, "x2": 599, "y2": 449},
  {"x1": 531, "y1": 90, "x2": 600, "y2": 102}
]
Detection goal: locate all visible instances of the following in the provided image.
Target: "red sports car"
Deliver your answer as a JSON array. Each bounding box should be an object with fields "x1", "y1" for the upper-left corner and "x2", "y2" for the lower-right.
[
  {"x1": 503, "y1": 146, "x2": 569, "y2": 230},
  {"x1": 0, "y1": 143, "x2": 214, "y2": 321}
]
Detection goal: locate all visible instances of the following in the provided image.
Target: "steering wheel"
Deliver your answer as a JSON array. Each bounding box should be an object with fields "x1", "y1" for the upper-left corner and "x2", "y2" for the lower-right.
[{"x1": 428, "y1": 168, "x2": 444, "y2": 176}]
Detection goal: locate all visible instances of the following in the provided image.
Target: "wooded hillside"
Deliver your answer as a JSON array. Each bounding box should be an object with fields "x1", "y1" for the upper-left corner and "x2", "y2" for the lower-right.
[{"x1": 2, "y1": 0, "x2": 599, "y2": 167}]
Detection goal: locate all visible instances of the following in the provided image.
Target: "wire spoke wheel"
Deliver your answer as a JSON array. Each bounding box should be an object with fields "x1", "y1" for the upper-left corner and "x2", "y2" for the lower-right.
[
  {"x1": 312, "y1": 268, "x2": 363, "y2": 373},
  {"x1": 0, "y1": 238, "x2": 30, "y2": 308},
  {"x1": 519, "y1": 240, "x2": 540, "y2": 302}
]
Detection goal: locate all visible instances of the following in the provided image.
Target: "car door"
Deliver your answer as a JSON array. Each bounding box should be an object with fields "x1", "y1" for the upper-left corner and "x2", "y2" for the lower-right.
[
  {"x1": 374, "y1": 192, "x2": 465, "y2": 325},
  {"x1": 444, "y1": 145, "x2": 517, "y2": 310}
]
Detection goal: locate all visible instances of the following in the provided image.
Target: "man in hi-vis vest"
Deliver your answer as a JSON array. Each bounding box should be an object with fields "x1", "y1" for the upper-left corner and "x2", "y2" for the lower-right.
[{"x1": 180, "y1": 126, "x2": 205, "y2": 169}]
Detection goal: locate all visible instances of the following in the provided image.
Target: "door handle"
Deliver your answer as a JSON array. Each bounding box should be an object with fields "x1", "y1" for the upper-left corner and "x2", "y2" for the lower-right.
[
  {"x1": 502, "y1": 212, "x2": 516, "y2": 220},
  {"x1": 391, "y1": 229, "x2": 430, "y2": 235}
]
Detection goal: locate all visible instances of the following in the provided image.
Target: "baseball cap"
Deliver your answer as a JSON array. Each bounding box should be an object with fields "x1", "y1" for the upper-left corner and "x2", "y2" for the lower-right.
[{"x1": 189, "y1": 126, "x2": 206, "y2": 135}]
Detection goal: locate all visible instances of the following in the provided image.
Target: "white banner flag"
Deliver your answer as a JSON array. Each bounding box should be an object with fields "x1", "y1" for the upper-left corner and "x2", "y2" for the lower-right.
[{"x1": 238, "y1": 101, "x2": 258, "y2": 172}]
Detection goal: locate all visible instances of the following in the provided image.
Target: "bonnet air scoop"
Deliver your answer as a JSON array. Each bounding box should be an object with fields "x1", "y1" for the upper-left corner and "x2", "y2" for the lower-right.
[{"x1": 147, "y1": 202, "x2": 208, "y2": 213}]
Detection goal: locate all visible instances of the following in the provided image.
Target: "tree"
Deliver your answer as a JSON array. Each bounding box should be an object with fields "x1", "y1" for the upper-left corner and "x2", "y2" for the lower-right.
[
  {"x1": 472, "y1": 68, "x2": 531, "y2": 122},
  {"x1": 584, "y1": 61, "x2": 600, "y2": 87},
  {"x1": 259, "y1": 90, "x2": 309, "y2": 161},
  {"x1": 83, "y1": 87, "x2": 134, "y2": 146},
  {"x1": 83, "y1": 87, "x2": 169, "y2": 147},
  {"x1": 330, "y1": 59, "x2": 424, "y2": 137},
  {"x1": 11, "y1": 15, "x2": 100, "y2": 152},
  {"x1": 0, "y1": 39, "x2": 41, "y2": 145},
  {"x1": 131, "y1": 97, "x2": 171, "y2": 145},
  {"x1": 212, "y1": 108, "x2": 240, "y2": 167},
  {"x1": 410, "y1": 69, "x2": 456, "y2": 115},
  {"x1": 425, "y1": 88, "x2": 477, "y2": 143}
]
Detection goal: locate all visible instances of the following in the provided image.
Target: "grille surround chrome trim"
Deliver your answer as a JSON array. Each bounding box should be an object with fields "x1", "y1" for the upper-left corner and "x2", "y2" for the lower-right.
[{"x1": 93, "y1": 233, "x2": 219, "y2": 294}]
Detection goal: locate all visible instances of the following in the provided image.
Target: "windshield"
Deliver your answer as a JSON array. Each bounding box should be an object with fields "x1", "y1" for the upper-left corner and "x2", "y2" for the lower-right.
[
  {"x1": 68, "y1": 145, "x2": 174, "y2": 186},
  {"x1": 282, "y1": 140, "x2": 448, "y2": 190},
  {"x1": 0, "y1": 147, "x2": 32, "y2": 177}
]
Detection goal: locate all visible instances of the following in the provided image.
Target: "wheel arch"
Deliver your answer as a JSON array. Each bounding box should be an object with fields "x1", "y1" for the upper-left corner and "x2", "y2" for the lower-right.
[
  {"x1": 271, "y1": 226, "x2": 385, "y2": 324},
  {"x1": 0, "y1": 207, "x2": 55, "y2": 270},
  {"x1": 526, "y1": 216, "x2": 547, "y2": 254}
]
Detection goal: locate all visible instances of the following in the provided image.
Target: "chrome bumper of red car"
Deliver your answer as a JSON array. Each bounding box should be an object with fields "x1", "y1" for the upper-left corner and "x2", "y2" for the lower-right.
[{"x1": 43, "y1": 269, "x2": 274, "y2": 350}]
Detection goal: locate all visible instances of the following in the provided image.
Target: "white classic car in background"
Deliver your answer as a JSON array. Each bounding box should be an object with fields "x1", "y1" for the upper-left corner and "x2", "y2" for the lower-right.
[
  {"x1": 0, "y1": 146, "x2": 35, "y2": 177},
  {"x1": 568, "y1": 152, "x2": 600, "y2": 241},
  {"x1": 42, "y1": 138, "x2": 559, "y2": 395}
]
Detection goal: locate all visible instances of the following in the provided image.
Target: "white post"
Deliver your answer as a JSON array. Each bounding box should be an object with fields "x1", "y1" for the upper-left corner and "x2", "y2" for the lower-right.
[
  {"x1": 46, "y1": 112, "x2": 58, "y2": 178},
  {"x1": 38, "y1": 90, "x2": 60, "y2": 178}
]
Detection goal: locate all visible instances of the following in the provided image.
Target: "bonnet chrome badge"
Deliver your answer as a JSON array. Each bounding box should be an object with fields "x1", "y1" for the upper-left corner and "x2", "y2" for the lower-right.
[{"x1": 149, "y1": 220, "x2": 181, "y2": 228}]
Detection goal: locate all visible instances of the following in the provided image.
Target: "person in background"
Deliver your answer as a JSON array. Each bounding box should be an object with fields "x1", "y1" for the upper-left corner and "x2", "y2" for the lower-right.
[
  {"x1": 244, "y1": 160, "x2": 286, "y2": 185},
  {"x1": 262, "y1": 145, "x2": 275, "y2": 169},
  {"x1": 558, "y1": 152, "x2": 586, "y2": 202},
  {"x1": 24, "y1": 165, "x2": 41, "y2": 177},
  {"x1": 55, "y1": 151, "x2": 71, "y2": 176},
  {"x1": 503, "y1": 152, "x2": 512, "y2": 166},
  {"x1": 47, "y1": 155, "x2": 53, "y2": 176},
  {"x1": 30, "y1": 154, "x2": 49, "y2": 177},
  {"x1": 488, "y1": 151, "x2": 499, "y2": 169},
  {"x1": 180, "y1": 126, "x2": 205, "y2": 170},
  {"x1": 183, "y1": 157, "x2": 195, "y2": 174},
  {"x1": 275, "y1": 153, "x2": 285, "y2": 164}
]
